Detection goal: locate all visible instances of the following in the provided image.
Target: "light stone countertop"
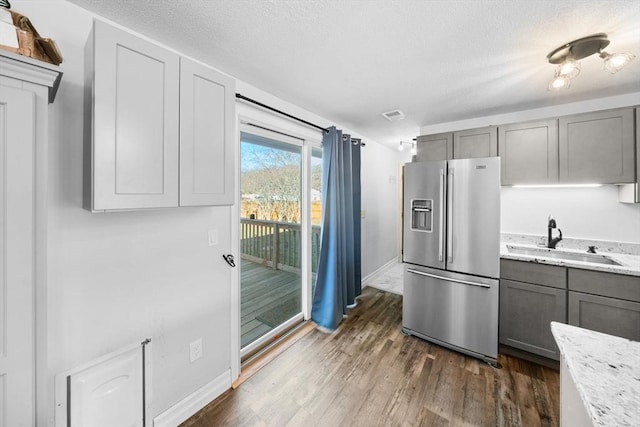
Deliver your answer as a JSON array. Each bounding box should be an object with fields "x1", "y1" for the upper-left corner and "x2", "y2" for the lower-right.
[
  {"x1": 551, "y1": 322, "x2": 640, "y2": 427},
  {"x1": 500, "y1": 243, "x2": 640, "y2": 276},
  {"x1": 499, "y1": 234, "x2": 640, "y2": 277}
]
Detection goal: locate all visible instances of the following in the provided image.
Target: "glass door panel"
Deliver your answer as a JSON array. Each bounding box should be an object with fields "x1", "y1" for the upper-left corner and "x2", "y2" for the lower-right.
[
  {"x1": 311, "y1": 147, "x2": 322, "y2": 294},
  {"x1": 240, "y1": 131, "x2": 302, "y2": 349}
]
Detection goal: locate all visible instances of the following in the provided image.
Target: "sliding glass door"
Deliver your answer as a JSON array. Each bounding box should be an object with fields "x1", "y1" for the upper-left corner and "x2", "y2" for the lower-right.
[{"x1": 240, "y1": 129, "x2": 304, "y2": 353}]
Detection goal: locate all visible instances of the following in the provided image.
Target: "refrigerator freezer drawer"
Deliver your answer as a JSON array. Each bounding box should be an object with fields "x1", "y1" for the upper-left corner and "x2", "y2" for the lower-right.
[{"x1": 402, "y1": 264, "x2": 498, "y2": 360}]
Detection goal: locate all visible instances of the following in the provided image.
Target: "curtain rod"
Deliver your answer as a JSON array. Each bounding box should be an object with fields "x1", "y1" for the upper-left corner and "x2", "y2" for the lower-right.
[{"x1": 236, "y1": 93, "x2": 329, "y2": 134}]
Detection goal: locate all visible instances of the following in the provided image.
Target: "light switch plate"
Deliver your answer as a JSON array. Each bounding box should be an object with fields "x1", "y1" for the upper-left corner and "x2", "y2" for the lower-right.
[
  {"x1": 208, "y1": 229, "x2": 218, "y2": 246},
  {"x1": 190, "y1": 338, "x2": 202, "y2": 362}
]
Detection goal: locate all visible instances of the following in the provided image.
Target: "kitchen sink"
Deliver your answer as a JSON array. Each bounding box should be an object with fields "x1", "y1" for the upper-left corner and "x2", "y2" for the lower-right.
[{"x1": 506, "y1": 244, "x2": 624, "y2": 266}]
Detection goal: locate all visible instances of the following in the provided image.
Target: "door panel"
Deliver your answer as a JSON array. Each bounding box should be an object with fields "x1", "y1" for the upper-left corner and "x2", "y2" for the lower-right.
[
  {"x1": 447, "y1": 157, "x2": 500, "y2": 278},
  {"x1": 0, "y1": 87, "x2": 36, "y2": 426},
  {"x1": 179, "y1": 57, "x2": 235, "y2": 206},
  {"x1": 403, "y1": 161, "x2": 446, "y2": 269},
  {"x1": 239, "y1": 130, "x2": 303, "y2": 350},
  {"x1": 92, "y1": 20, "x2": 179, "y2": 210},
  {"x1": 403, "y1": 265, "x2": 498, "y2": 359}
]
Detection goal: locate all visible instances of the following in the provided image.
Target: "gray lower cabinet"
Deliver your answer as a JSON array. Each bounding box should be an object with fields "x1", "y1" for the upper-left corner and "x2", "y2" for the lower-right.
[
  {"x1": 568, "y1": 268, "x2": 640, "y2": 341},
  {"x1": 498, "y1": 119, "x2": 559, "y2": 185},
  {"x1": 500, "y1": 279, "x2": 566, "y2": 360},
  {"x1": 499, "y1": 259, "x2": 567, "y2": 361},
  {"x1": 559, "y1": 108, "x2": 635, "y2": 184},
  {"x1": 568, "y1": 292, "x2": 640, "y2": 341}
]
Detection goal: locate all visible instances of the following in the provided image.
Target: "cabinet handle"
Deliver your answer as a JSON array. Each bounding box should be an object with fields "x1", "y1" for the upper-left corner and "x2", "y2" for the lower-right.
[
  {"x1": 438, "y1": 168, "x2": 445, "y2": 262},
  {"x1": 407, "y1": 268, "x2": 491, "y2": 289},
  {"x1": 447, "y1": 168, "x2": 454, "y2": 263}
]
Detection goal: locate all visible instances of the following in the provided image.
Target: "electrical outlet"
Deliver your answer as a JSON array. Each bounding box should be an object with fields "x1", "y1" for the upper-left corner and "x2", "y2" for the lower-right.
[{"x1": 190, "y1": 338, "x2": 203, "y2": 362}]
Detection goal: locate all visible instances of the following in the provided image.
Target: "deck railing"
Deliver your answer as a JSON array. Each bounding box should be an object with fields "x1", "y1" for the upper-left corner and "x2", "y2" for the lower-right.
[{"x1": 240, "y1": 218, "x2": 321, "y2": 273}]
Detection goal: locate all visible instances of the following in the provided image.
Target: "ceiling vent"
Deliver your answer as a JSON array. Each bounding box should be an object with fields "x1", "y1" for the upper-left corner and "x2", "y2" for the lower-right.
[{"x1": 381, "y1": 109, "x2": 406, "y2": 121}]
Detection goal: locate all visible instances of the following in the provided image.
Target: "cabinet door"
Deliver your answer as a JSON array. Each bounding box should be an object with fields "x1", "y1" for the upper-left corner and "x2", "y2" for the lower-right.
[
  {"x1": 498, "y1": 120, "x2": 558, "y2": 185},
  {"x1": 88, "y1": 20, "x2": 180, "y2": 211},
  {"x1": 0, "y1": 86, "x2": 36, "y2": 426},
  {"x1": 559, "y1": 108, "x2": 635, "y2": 184},
  {"x1": 568, "y1": 291, "x2": 640, "y2": 341},
  {"x1": 617, "y1": 107, "x2": 640, "y2": 202},
  {"x1": 415, "y1": 132, "x2": 452, "y2": 161},
  {"x1": 453, "y1": 126, "x2": 497, "y2": 159},
  {"x1": 501, "y1": 259, "x2": 566, "y2": 289},
  {"x1": 179, "y1": 58, "x2": 235, "y2": 206},
  {"x1": 499, "y1": 279, "x2": 566, "y2": 360}
]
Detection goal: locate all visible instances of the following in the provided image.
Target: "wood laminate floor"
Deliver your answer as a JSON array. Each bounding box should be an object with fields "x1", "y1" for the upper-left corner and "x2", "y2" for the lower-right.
[{"x1": 183, "y1": 287, "x2": 560, "y2": 427}]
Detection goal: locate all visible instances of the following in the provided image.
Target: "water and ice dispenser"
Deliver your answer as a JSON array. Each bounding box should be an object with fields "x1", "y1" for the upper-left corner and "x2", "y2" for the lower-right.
[{"x1": 410, "y1": 199, "x2": 432, "y2": 232}]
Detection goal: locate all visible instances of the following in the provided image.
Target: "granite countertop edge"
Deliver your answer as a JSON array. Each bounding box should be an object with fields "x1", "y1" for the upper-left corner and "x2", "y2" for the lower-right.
[
  {"x1": 500, "y1": 244, "x2": 640, "y2": 277},
  {"x1": 550, "y1": 322, "x2": 640, "y2": 427}
]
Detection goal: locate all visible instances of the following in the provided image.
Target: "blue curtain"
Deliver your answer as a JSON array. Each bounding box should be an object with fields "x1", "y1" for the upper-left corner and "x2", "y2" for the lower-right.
[{"x1": 311, "y1": 126, "x2": 362, "y2": 331}]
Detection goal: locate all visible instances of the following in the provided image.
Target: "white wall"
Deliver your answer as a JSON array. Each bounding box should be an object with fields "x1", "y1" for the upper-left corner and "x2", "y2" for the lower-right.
[
  {"x1": 361, "y1": 143, "x2": 411, "y2": 278},
  {"x1": 501, "y1": 186, "x2": 640, "y2": 243},
  {"x1": 15, "y1": 1, "x2": 233, "y2": 424},
  {"x1": 15, "y1": 0, "x2": 404, "y2": 424}
]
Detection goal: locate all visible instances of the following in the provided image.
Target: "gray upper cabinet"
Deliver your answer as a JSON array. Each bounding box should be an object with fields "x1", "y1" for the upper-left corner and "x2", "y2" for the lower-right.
[
  {"x1": 618, "y1": 107, "x2": 640, "y2": 203},
  {"x1": 498, "y1": 120, "x2": 559, "y2": 185},
  {"x1": 85, "y1": 21, "x2": 235, "y2": 211},
  {"x1": 85, "y1": 20, "x2": 180, "y2": 211},
  {"x1": 415, "y1": 132, "x2": 452, "y2": 161},
  {"x1": 559, "y1": 108, "x2": 635, "y2": 184},
  {"x1": 453, "y1": 127, "x2": 498, "y2": 159},
  {"x1": 179, "y1": 58, "x2": 235, "y2": 206}
]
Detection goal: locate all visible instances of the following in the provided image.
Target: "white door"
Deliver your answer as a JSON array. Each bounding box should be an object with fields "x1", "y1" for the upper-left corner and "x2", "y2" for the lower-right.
[{"x1": 0, "y1": 87, "x2": 36, "y2": 425}]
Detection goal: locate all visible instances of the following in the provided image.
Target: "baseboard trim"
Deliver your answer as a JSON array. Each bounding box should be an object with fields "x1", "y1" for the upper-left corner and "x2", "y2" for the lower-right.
[
  {"x1": 362, "y1": 258, "x2": 399, "y2": 288},
  {"x1": 153, "y1": 369, "x2": 231, "y2": 427}
]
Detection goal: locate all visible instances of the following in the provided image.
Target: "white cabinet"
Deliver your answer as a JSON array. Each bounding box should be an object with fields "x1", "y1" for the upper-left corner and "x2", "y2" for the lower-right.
[
  {"x1": 179, "y1": 58, "x2": 235, "y2": 206},
  {"x1": 84, "y1": 20, "x2": 235, "y2": 212},
  {"x1": 0, "y1": 50, "x2": 62, "y2": 427}
]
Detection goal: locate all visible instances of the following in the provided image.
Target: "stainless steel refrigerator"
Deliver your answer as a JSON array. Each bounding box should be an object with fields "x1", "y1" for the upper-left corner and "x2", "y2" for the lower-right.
[{"x1": 402, "y1": 157, "x2": 500, "y2": 365}]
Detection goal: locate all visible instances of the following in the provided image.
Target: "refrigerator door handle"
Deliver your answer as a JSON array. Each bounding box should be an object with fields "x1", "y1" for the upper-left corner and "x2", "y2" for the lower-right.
[
  {"x1": 406, "y1": 268, "x2": 492, "y2": 289},
  {"x1": 447, "y1": 168, "x2": 454, "y2": 263},
  {"x1": 438, "y1": 168, "x2": 445, "y2": 261}
]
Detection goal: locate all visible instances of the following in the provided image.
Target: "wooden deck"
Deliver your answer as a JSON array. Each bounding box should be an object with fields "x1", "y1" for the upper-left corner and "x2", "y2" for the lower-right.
[{"x1": 241, "y1": 259, "x2": 301, "y2": 347}]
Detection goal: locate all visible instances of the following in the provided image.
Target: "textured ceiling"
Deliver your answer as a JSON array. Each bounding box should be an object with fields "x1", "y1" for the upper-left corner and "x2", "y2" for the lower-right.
[{"x1": 66, "y1": 0, "x2": 640, "y2": 146}]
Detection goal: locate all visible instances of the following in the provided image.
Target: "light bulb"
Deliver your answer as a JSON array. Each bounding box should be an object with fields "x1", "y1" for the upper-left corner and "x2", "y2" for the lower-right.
[
  {"x1": 548, "y1": 75, "x2": 570, "y2": 91},
  {"x1": 557, "y1": 59, "x2": 580, "y2": 78},
  {"x1": 602, "y1": 52, "x2": 635, "y2": 74},
  {"x1": 398, "y1": 142, "x2": 404, "y2": 151}
]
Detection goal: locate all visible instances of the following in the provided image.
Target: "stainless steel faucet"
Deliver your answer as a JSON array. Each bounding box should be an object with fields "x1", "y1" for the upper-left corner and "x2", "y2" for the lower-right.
[{"x1": 547, "y1": 215, "x2": 563, "y2": 249}]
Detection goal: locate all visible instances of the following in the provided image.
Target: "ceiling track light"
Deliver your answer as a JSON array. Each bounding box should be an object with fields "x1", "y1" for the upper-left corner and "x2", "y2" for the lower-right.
[
  {"x1": 398, "y1": 140, "x2": 416, "y2": 155},
  {"x1": 546, "y1": 33, "x2": 635, "y2": 91}
]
